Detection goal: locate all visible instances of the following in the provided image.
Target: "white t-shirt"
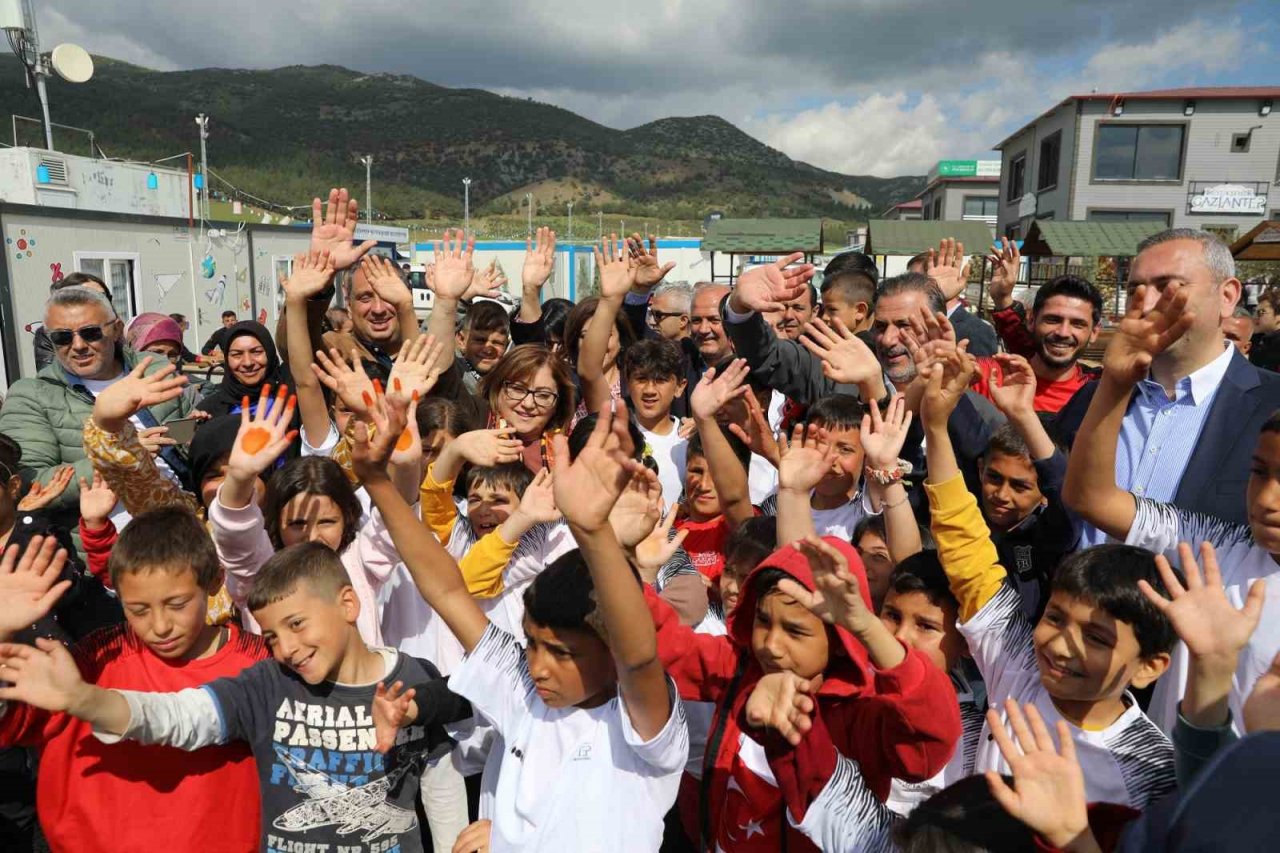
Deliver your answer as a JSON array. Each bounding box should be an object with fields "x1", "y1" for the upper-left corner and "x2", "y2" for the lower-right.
[
  {"x1": 450, "y1": 624, "x2": 688, "y2": 853},
  {"x1": 962, "y1": 584, "x2": 1176, "y2": 809},
  {"x1": 1124, "y1": 497, "x2": 1280, "y2": 735},
  {"x1": 759, "y1": 490, "x2": 877, "y2": 540},
  {"x1": 748, "y1": 453, "x2": 778, "y2": 506},
  {"x1": 639, "y1": 417, "x2": 688, "y2": 511}
]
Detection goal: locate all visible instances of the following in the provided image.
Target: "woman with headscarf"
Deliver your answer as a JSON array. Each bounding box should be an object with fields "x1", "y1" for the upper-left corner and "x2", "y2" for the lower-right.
[{"x1": 195, "y1": 321, "x2": 287, "y2": 418}]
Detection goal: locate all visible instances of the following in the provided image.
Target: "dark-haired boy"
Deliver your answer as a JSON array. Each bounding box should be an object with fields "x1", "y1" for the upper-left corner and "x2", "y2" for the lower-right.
[
  {"x1": 0, "y1": 510, "x2": 268, "y2": 853},
  {"x1": 924, "y1": 348, "x2": 1177, "y2": 809},
  {"x1": 456, "y1": 300, "x2": 512, "y2": 392},
  {"x1": 624, "y1": 338, "x2": 690, "y2": 510}
]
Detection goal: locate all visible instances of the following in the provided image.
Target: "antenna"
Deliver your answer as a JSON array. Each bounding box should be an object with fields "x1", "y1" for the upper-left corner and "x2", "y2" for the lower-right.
[
  {"x1": 1, "y1": 0, "x2": 94, "y2": 150},
  {"x1": 50, "y1": 42, "x2": 93, "y2": 83}
]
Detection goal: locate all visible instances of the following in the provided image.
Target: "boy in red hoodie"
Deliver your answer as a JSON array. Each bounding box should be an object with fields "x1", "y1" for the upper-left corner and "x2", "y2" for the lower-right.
[
  {"x1": 0, "y1": 509, "x2": 267, "y2": 853},
  {"x1": 647, "y1": 530, "x2": 960, "y2": 852}
]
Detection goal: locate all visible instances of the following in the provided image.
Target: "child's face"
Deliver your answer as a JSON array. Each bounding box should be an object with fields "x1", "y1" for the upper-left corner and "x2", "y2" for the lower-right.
[
  {"x1": 1247, "y1": 431, "x2": 1280, "y2": 554},
  {"x1": 421, "y1": 429, "x2": 453, "y2": 473},
  {"x1": 980, "y1": 452, "x2": 1043, "y2": 532},
  {"x1": 719, "y1": 561, "x2": 748, "y2": 616},
  {"x1": 255, "y1": 582, "x2": 361, "y2": 685},
  {"x1": 855, "y1": 531, "x2": 894, "y2": 612},
  {"x1": 627, "y1": 372, "x2": 685, "y2": 424},
  {"x1": 1033, "y1": 590, "x2": 1169, "y2": 706},
  {"x1": 813, "y1": 423, "x2": 863, "y2": 497},
  {"x1": 522, "y1": 616, "x2": 616, "y2": 708},
  {"x1": 333, "y1": 397, "x2": 355, "y2": 436},
  {"x1": 467, "y1": 482, "x2": 520, "y2": 537},
  {"x1": 457, "y1": 328, "x2": 510, "y2": 375},
  {"x1": 279, "y1": 493, "x2": 346, "y2": 551},
  {"x1": 752, "y1": 588, "x2": 831, "y2": 680},
  {"x1": 683, "y1": 453, "x2": 723, "y2": 521},
  {"x1": 118, "y1": 567, "x2": 215, "y2": 661},
  {"x1": 880, "y1": 589, "x2": 963, "y2": 672}
]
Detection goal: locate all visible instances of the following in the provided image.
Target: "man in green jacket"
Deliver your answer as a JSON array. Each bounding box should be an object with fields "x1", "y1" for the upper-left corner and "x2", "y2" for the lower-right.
[{"x1": 0, "y1": 286, "x2": 194, "y2": 521}]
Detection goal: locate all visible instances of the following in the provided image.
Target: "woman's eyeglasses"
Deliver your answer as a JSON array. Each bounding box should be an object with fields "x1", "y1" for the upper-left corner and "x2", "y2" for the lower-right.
[
  {"x1": 502, "y1": 382, "x2": 558, "y2": 409},
  {"x1": 48, "y1": 325, "x2": 107, "y2": 347}
]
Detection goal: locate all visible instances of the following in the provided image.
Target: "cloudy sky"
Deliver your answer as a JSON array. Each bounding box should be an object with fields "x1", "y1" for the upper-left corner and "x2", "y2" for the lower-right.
[{"x1": 37, "y1": 0, "x2": 1278, "y2": 177}]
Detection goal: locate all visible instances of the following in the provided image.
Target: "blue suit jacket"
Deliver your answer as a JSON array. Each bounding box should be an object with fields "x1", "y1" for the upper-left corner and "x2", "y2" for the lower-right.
[{"x1": 1053, "y1": 349, "x2": 1280, "y2": 526}]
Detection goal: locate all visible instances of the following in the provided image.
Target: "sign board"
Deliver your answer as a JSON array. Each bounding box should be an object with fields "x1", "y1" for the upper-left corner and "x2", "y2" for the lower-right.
[
  {"x1": 933, "y1": 160, "x2": 1001, "y2": 179},
  {"x1": 1017, "y1": 192, "x2": 1037, "y2": 218},
  {"x1": 353, "y1": 223, "x2": 410, "y2": 243},
  {"x1": 1256, "y1": 226, "x2": 1280, "y2": 244},
  {"x1": 1189, "y1": 183, "x2": 1268, "y2": 215}
]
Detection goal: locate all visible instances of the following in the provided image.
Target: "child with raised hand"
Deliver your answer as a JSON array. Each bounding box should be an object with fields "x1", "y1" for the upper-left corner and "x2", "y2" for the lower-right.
[
  {"x1": 0, "y1": 520, "x2": 269, "y2": 853},
  {"x1": 356, "y1": 395, "x2": 689, "y2": 852},
  {"x1": 922, "y1": 344, "x2": 1178, "y2": 809},
  {"x1": 282, "y1": 246, "x2": 344, "y2": 455},
  {"x1": 1063, "y1": 282, "x2": 1280, "y2": 736}
]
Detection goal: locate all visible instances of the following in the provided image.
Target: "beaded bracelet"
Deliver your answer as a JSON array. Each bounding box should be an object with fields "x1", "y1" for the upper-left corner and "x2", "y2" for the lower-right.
[{"x1": 864, "y1": 459, "x2": 913, "y2": 486}]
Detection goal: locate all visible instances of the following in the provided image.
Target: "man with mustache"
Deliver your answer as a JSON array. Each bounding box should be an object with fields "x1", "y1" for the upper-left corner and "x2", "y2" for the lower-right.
[
  {"x1": 970, "y1": 275, "x2": 1103, "y2": 414},
  {"x1": 762, "y1": 279, "x2": 817, "y2": 341}
]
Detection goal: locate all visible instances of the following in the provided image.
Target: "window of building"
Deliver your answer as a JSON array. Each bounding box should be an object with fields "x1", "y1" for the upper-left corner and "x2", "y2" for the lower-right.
[
  {"x1": 1086, "y1": 209, "x2": 1172, "y2": 226},
  {"x1": 962, "y1": 196, "x2": 999, "y2": 217},
  {"x1": 73, "y1": 252, "x2": 139, "y2": 318},
  {"x1": 1093, "y1": 124, "x2": 1185, "y2": 180},
  {"x1": 1007, "y1": 153, "x2": 1027, "y2": 201},
  {"x1": 1004, "y1": 224, "x2": 1021, "y2": 240},
  {"x1": 932, "y1": 198, "x2": 943, "y2": 220},
  {"x1": 1230, "y1": 133, "x2": 1251, "y2": 154},
  {"x1": 1038, "y1": 132, "x2": 1061, "y2": 191}
]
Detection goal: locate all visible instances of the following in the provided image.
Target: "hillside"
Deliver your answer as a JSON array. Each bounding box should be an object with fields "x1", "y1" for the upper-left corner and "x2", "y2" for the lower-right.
[{"x1": 0, "y1": 56, "x2": 925, "y2": 222}]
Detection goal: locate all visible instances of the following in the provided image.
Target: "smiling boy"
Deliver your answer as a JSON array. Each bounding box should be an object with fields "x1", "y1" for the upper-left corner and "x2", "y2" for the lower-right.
[{"x1": 624, "y1": 338, "x2": 690, "y2": 510}]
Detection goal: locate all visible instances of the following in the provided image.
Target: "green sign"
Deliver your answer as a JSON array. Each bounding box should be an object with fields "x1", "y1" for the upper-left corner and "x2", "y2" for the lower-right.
[{"x1": 937, "y1": 160, "x2": 979, "y2": 177}]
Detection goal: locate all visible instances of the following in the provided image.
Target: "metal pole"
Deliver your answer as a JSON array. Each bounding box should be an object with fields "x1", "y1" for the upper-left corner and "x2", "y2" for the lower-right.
[
  {"x1": 463, "y1": 177, "x2": 471, "y2": 237},
  {"x1": 597, "y1": 211, "x2": 603, "y2": 242},
  {"x1": 365, "y1": 156, "x2": 372, "y2": 223},
  {"x1": 196, "y1": 114, "x2": 209, "y2": 222},
  {"x1": 567, "y1": 201, "x2": 573, "y2": 244},
  {"x1": 525, "y1": 193, "x2": 533, "y2": 237},
  {"x1": 20, "y1": 0, "x2": 53, "y2": 149}
]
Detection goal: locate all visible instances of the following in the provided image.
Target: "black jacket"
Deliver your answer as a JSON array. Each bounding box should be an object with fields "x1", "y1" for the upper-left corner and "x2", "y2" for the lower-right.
[{"x1": 949, "y1": 305, "x2": 1000, "y2": 357}]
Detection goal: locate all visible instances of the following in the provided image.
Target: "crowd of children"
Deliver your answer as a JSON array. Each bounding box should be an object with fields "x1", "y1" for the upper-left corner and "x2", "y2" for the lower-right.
[{"x1": 0, "y1": 189, "x2": 1277, "y2": 853}]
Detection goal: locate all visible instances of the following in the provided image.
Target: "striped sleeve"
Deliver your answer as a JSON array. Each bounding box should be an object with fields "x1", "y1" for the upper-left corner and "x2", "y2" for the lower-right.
[
  {"x1": 655, "y1": 546, "x2": 698, "y2": 592},
  {"x1": 956, "y1": 584, "x2": 1038, "y2": 694},
  {"x1": 448, "y1": 622, "x2": 534, "y2": 737},
  {"x1": 1103, "y1": 712, "x2": 1177, "y2": 809},
  {"x1": 792, "y1": 754, "x2": 898, "y2": 853},
  {"x1": 1125, "y1": 497, "x2": 1254, "y2": 562}
]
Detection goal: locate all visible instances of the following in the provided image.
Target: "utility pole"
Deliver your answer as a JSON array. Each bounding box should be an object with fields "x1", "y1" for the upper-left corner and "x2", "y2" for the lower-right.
[
  {"x1": 195, "y1": 113, "x2": 210, "y2": 222},
  {"x1": 462, "y1": 177, "x2": 472, "y2": 237},
  {"x1": 525, "y1": 193, "x2": 533, "y2": 237},
  {"x1": 19, "y1": 0, "x2": 52, "y2": 149},
  {"x1": 566, "y1": 201, "x2": 574, "y2": 244},
  {"x1": 359, "y1": 155, "x2": 373, "y2": 223},
  {"x1": 597, "y1": 211, "x2": 603, "y2": 242}
]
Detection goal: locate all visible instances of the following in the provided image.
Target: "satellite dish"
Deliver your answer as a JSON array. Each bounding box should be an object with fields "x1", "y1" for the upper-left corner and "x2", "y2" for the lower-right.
[{"x1": 50, "y1": 43, "x2": 93, "y2": 83}]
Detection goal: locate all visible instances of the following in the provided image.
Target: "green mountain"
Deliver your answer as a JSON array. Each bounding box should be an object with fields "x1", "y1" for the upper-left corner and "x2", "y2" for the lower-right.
[{"x1": 0, "y1": 56, "x2": 925, "y2": 222}]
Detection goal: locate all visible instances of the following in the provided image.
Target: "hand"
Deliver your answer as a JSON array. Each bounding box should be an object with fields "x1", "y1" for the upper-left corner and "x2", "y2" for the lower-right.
[
  {"x1": 986, "y1": 699, "x2": 1093, "y2": 851},
  {"x1": 859, "y1": 394, "x2": 914, "y2": 470},
  {"x1": 465, "y1": 258, "x2": 508, "y2": 302},
  {"x1": 779, "y1": 535, "x2": 877, "y2": 636},
  {"x1": 632, "y1": 504, "x2": 689, "y2": 582},
  {"x1": 92, "y1": 357, "x2": 188, "y2": 431},
  {"x1": 430, "y1": 229, "x2": 476, "y2": 301},
  {"x1": 608, "y1": 471, "x2": 662, "y2": 549},
  {"x1": 690, "y1": 358, "x2": 750, "y2": 421},
  {"x1": 225, "y1": 385, "x2": 298, "y2": 483},
  {"x1": 677, "y1": 417, "x2": 696, "y2": 440},
  {"x1": 516, "y1": 469, "x2": 562, "y2": 525},
  {"x1": 0, "y1": 637, "x2": 88, "y2": 713},
  {"x1": 986, "y1": 353, "x2": 1037, "y2": 420},
  {"x1": 351, "y1": 380, "x2": 411, "y2": 483},
  {"x1": 451, "y1": 429, "x2": 523, "y2": 468},
  {"x1": 801, "y1": 316, "x2": 880, "y2": 386},
  {"x1": 0, "y1": 537, "x2": 70, "y2": 637},
  {"x1": 627, "y1": 233, "x2": 675, "y2": 290},
  {"x1": 17, "y1": 466, "x2": 74, "y2": 511},
  {"x1": 388, "y1": 395, "x2": 423, "y2": 471},
  {"x1": 729, "y1": 253, "x2": 815, "y2": 313},
  {"x1": 550, "y1": 402, "x2": 649, "y2": 532},
  {"x1": 594, "y1": 233, "x2": 638, "y2": 300},
  {"x1": 372, "y1": 680, "x2": 417, "y2": 754},
  {"x1": 1244, "y1": 651, "x2": 1280, "y2": 733},
  {"x1": 727, "y1": 392, "x2": 780, "y2": 468},
  {"x1": 283, "y1": 248, "x2": 335, "y2": 304},
  {"x1": 1102, "y1": 284, "x2": 1194, "y2": 386},
  {"x1": 926, "y1": 238, "x2": 971, "y2": 302},
  {"x1": 312, "y1": 348, "x2": 376, "y2": 420},
  {"x1": 522, "y1": 226, "x2": 557, "y2": 291},
  {"x1": 136, "y1": 426, "x2": 176, "y2": 456},
  {"x1": 919, "y1": 345, "x2": 974, "y2": 428},
  {"x1": 310, "y1": 188, "x2": 377, "y2": 271},
  {"x1": 452, "y1": 819, "x2": 492, "y2": 853},
  {"x1": 359, "y1": 253, "x2": 413, "y2": 309},
  {"x1": 777, "y1": 423, "x2": 836, "y2": 494},
  {"x1": 987, "y1": 237, "x2": 1021, "y2": 310},
  {"x1": 388, "y1": 334, "x2": 448, "y2": 405},
  {"x1": 1139, "y1": 542, "x2": 1265, "y2": 669},
  {"x1": 78, "y1": 471, "x2": 118, "y2": 527},
  {"x1": 744, "y1": 671, "x2": 822, "y2": 746}
]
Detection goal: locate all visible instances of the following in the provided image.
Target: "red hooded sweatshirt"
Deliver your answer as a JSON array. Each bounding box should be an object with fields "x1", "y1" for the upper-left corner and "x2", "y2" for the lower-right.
[{"x1": 647, "y1": 537, "x2": 961, "y2": 853}]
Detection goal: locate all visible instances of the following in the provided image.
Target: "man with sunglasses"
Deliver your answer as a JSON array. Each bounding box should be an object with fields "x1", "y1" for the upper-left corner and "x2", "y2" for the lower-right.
[
  {"x1": 32, "y1": 272, "x2": 114, "y2": 371},
  {"x1": 0, "y1": 287, "x2": 196, "y2": 545}
]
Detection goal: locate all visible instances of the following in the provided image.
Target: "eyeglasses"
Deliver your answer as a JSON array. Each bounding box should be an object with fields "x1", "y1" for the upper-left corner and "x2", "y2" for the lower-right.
[
  {"x1": 646, "y1": 308, "x2": 685, "y2": 325},
  {"x1": 48, "y1": 325, "x2": 107, "y2": 347},
  {"x1": 502, "y1": 381, "x2": 558, "y2": 409}
]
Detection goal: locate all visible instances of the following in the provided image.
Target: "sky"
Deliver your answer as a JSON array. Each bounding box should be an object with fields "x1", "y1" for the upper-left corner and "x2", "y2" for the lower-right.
[{"x1": 34, "y1": 0, "x2": 1280, "y2": 177}]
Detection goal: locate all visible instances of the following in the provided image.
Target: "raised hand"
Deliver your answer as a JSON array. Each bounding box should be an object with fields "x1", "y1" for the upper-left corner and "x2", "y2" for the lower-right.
[
  {"x1": 1103, "y1": 283, "x2": 1194, "y2": 386},
  {"x1": 987, "y1": 237, "x2": 1021, "y2": 310},
  {"x1": 729, "y1": 252, "x2": 816, "y2": 313},
  {"x1": 466, "y1": 258, "x2": 508, "y2": 302},
  {"x1": 430, "y1": 229, "x2": 476, "y2": 301},
  {"x1": 372, "y1": 680, "x2": 417, "y2": 754},
  {"x1": 801, "y1": 316, "x2": 881, "y2": 386},
  {"x1": 388, "y1": 334, "x2": 447, "y2": 404},
  {"x1": 517, "y1": 469, "x2": 562, "y2": 525},
  {"x1": 594, "y1": 233, "x2": 638, "y2": 300},
  {"x1": 0, "y1": 537, "x2": 70, "y2": 638},
  {"x1": 283, "y1": 248, "x2": 335, "y2": 303},
  {"x1": 859, "y1": 394, "x2": 913, "y2": 470},
  {"x1": 359, "y1": 253, "x2": 413, "y2": 309},
  {"x1": 312, "y1": 348, "x2": 376, "y2": 420},
  {"x1": 628, "y1": 233, "x2": 676, "y2": 290},
  {"x1": 727, "y1": 391, "x2": 781, "y2": 468},
  {"x1": 0, "y1": 637, "x2": 87, "y2": 713},
  {"x1": 608, "y1": 470, "x2": 662, "y2": 549},
  {"x1": 550, "y1": 402, "x2": 648, "y2": 532},
  {"x1": 744, "y1": 671, "x2": 822, "y2": 746},
  {"x1": 17, "y1": 466, "x2": 74, "y2": 512},
  {"x1": 777, "y1": 423, "x2": 837, "y2": 493},
  {"x1": 632, "y1": 504, "x2": 689, "y2": 582},
  {"x1": 388, "y1": 394, "x2": 423, "y2": 471},
  {"x1": 690, "y1": 358, "x2": 750, "y2": 421},
  {"x1": 919, "y1": 345, "x2": 975, "y2": 428},
  {"x1": 310, "y1": 188, "x2": 377, "y2": 271},
  {"x1": 226, "y1": 385, "x2": 298, "y2": 483},
  {"x1": 926, "y1": 238, "x2": 971, "y2": 301},
  {"x1": 779, "y1": 535, "x2": 878, "y2": 636},
  {"x1": 351, "y1": 380, "x2": 411, "y2": 482},
  {"x1": 522, "y1": 226, "x2": 557, "y2": 291},
  {"x1": 452, "y1": 429, "x2": 523, "y2": 468},
  {"x1": 987, "y1": 353, "x2": 1037, "y2": 419},
  {"x1": 78, "y1": 471, "x2": 118, "y2": 528},
  {"x1": 92, "y1": 357, "x2": 188, "y2": 432},
  {"x1": 986, "y1": 700, "x2": 1094, "y2": 852}
]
